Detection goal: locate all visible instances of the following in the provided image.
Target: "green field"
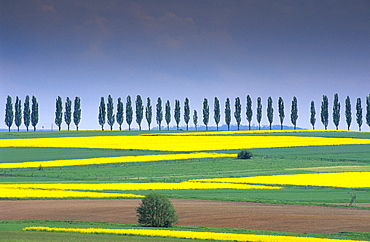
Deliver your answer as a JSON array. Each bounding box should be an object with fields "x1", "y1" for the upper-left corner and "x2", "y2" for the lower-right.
[{"x1": 1, "y1": 130, "x2": 370, "y2": 241}]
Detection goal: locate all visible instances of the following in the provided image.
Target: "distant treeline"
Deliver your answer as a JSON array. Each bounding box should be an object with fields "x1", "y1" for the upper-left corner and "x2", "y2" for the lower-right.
[{"x1": 3, "y1": 94, "x2": 370, "y2": 132}]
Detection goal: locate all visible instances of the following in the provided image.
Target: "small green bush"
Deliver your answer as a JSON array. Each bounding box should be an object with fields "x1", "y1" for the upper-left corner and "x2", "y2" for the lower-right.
[
  {"x1": 136, "y1": 193, "x2": 178, "y2": 227},
  {"x1": 237, "y1": 150, "x2": 253, "y2": 159}
]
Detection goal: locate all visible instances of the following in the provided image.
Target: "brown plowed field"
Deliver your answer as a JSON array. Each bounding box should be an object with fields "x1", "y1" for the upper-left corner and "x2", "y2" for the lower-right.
[{"x1": 1, "y1": 199, "x2": 370, "y2": 234}]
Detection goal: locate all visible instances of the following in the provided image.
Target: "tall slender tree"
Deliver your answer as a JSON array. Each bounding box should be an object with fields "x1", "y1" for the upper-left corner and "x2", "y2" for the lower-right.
[
  {"x1": 174, "y1": 99, "x2": 181, "y2": 130},
  {"x1": 136, "y1": 95, "x2": 144, "y2": 130},
  {"x1": 225, "y1": 98, "x2": 231, "y2": 130},
  {"x1": 246, "y1": 95, "x2": 252, "y2": 130},
  {"x1": 165, "y1": 100, "x2": 171, "y2": 130},
  {"x1": 31, "y1": 96, "x2": 38, "y2": 131},
  {"x1": 156, "y1": 97, "x2": 163, "y2": 130},
  {"x1": 5, "y1": 96, "x2": 13, "y2": 132},
  {"x1": 214, "y1": 97, "x2": 220, "y2": 130},
  {"x1": 107, "y1": 95, "x2": 115, "y2": 130},
  {"x1": 290, "y1": 96, "x2": 298, "y2": 130},
  {"x1": 310, "y1": 100, "x2": 316, "y2": 130},
  {"x1": 267, "y1": 97, "x2": 273, "y2": 130},
  {"x1": 333, "y1": 93, "x2": 340, "y2": 130},
  {"x1": 14, "y1": 96, "x2": 22, "y2": 132},
  {"x1": 117, "y1": 97, "x2": 124, "y2": 131},
  {"x1": 55, "y1": 96, "x2": 63, "y2": 131},
  {"x1": 321, "y1": 95, "x2": 329, "y2": 130},
  {"x1": 145, "y1": 97, "x2": 152, "y2": 130},
  {"x1": 256, "y1": 97, "x2": 262, "y2": 130},
  {"x1": 366, "y1": 95, "x2": 370, "y2": 129},
  {"x1": 184, "y1": 98, "x2": 190, "y2": 130},
  {"x1": 126, "y1": 95, "x2": 133, "y2": 130},
  {"x1": 23, "y1": 95, "x2": 30, "y2": 131},
  {"x1": 64, "y1": 97, "x2": 72, "y2": 131},
  {"x1": 356, "y1": 98, "x2": 362, "y2": 131},
  {"x1": 234, "y1": 97, "x2": 241, "y2": 130},
  {"x1": 278, "y1": 97, "x2": 284, "y2": 130},
  {"x1": 193, "y1": 110, "x2": 198, "y2": 130},
  {"x1": 98, "y1": 97, "x2": 106, "y2": 131},
  {"x1": 203, "y1": 98, "x2": 209, "y2": 130},
  {"x1": 73, "y1": 97, "x2": 81, "y2": 131},
  {"x1": 345, "y1": 96, "x2": 352, "y2": 130}
]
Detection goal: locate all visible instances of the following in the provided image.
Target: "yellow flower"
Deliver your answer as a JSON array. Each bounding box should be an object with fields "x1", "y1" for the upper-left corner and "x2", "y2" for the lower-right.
[
  {"x1": 0, "y1": 152, "x2": 235, "y2": 169},
  {"x1": 1, "y1": 135, "x2": 369, "y2": 151},
  {"x1": 23, "y1": 227, "x2": 358, "y2": 242},
  {"x1": 191, "y1": 172, "x2": 370, "y2": 188}
]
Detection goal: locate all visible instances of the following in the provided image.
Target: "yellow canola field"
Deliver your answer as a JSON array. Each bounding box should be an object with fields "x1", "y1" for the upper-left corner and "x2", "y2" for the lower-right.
[
  {"x1": 0, "y1": 187, "x2": 143, "y2": 199},
  {"x1": 192, "y1": 172, "x2": 370, "y2": 188},
  {"x1": 142, "y1": 129, "x2": 361, "y2": 136},
  {"x1": 1, "y1": 135, "x2": 370, "y2": 151},
  {"x1": 0, "y1": 153, "x2": 235, "y2": 169},
  {"x1": 23, "y1": 227, "x2": 358, "y2": 242},
  {"x1": 0, "y1": 181, "x2": 281, "y2": 191}
]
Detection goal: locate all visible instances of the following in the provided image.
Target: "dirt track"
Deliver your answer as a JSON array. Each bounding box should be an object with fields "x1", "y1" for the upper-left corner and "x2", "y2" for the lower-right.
[{"x1": 1, "y1": 199, "x2": 370, "y2": 233}]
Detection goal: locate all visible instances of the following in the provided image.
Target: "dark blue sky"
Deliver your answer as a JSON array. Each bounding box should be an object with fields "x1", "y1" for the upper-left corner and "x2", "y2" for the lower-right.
[{"x1": 1, "y1": 0, "x2": 369, "y2": 130}]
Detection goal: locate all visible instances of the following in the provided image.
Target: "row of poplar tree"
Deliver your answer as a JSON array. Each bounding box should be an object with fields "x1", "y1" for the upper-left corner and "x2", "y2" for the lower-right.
[
  {"x1": 97, "y1": 94, "x2": 370, "y2": 131},
  {"x1": 4, "y1": 94, "x2": 370, "y2": 132}
]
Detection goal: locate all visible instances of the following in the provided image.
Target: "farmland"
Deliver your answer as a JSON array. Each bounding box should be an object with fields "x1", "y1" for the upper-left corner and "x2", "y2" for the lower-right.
[{"x1": 1, "y1": 130, "x2": 370, "y2": 241}]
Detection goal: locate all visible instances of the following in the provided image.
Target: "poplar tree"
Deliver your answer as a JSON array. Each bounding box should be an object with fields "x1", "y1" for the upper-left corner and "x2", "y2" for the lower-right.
[
  {"x1": 31, "y1": 96, "x2": 38, "y2": 131},
  {"x1": 203, "y1": 98, "x2": 209, "y2": 130},
  {"x1": 321, "y1": 95, "x2": 329, "y2": 130},
  {"x1": 193, "y1": 110, "x2": 198, "y2": 130},
  {"x1": 356, "y1": 98, "x2": 362, "y2": 131},
  {"x1": 174, "y1": 99, "x2": 181, "y2": 130},
  {"x1": 234, "y1": 97, "x2": 241, "y2": 130},
  {"x1": 64, "y1": 97, "x2": 72, "y2": 131},
  {"x1": 267, "y1": 97, "x2": 273, "y2": 130},
  {"x1": 98, "y1": 97, "x2": 106, "y2": 131},
  {"x1": 23, "y1": 95, "x2": 30, "y2": 131},
  {"x1": 55, "y1": 96, "x2": 63, "y2": 131},
  {"x1": 156, "y1": 97, "x2": 163, "y2": 130},
  {"x1": 256, "y1": 97, "x2": 262, "y2": 130},
  {"x1": 165, "y1": 100, "x2": 171, "y2": 130},
  {"x1": 310, "y1": 100, "x2": 316, "y2": 130},
  {"x1": 5, "y1": 96, "x2": 13, "y2": 132},
  {"x1": 145, "y1": 97, "x2": 152, "y2": 130},
  {"x1": 290, "y1": 96, "x2": 298, "y2": 130},
  {"x1": 213, "y1": 97, "x2": 220, "y2": 130},
  {"x1": 225, "y1": 98, "x2": 231, "y2": 131},
  {"x1": 333, "y1": 93, "x2": 340, "y2": 130},
  {"x1": 14, "y1": 96, "x2": 22, "y2": 132},
  {"x1": 184, "y1": 98, "x2": 190, "y2": 130},
  {"x1": 73, "y1": 97, "x2": 81, "y2": 131},
  {"x1": 278, "y1": 97, "x2": 284, "y2": 130},
  {"x1": 107, "y1": 95, "x2": 115, "y2": 130},
  {"x1": 366, "y1": 95, "x2": 370, "y2": 129},
  {"x1": 136, "y1": 95, "x2": 144, "y2": 130},
  {"x1": 126, "y1": 95, "x2": 133, "y2": 130},
  {"x1": 345, "y1": 96, "x2": 352, "y2": 130},
  {"x1": 117, "y1": 97, "x2": 124, "y2": 131},
  {"x1": 246, "y1": 95, "x2": 252, "y2": 130}
]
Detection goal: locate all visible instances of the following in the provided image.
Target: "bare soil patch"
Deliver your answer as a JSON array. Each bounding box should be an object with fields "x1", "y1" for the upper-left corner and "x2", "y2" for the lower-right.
[{"x1": 1, "y1": 199, "x2": 369, "y2": 234}]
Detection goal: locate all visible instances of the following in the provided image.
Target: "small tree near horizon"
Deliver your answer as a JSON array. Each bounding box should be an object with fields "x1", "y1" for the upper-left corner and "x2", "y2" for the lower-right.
[
  {"x1": 98, "y1": 97, "x2": 106, "y2": 131},
  {"x1": 193, "y1": 110, "x2": 198, "y2": 130},
  {"x1": 174, "y1": 99, "x2": 181, "y2": 130},
  {"x1": 184, "y1": 98, "x2": 190, "y2": 130},
  {"x1": 234, "y1": 97, "x2": 241, "y2": 130},
  {"x1": 126, "y1": 95, "x2": 133, "y2": 130},
  {"x1": 345, "y1": 96, "x2": 351, "y2": 130},
  {"x1": 290, "y1": 96, "x2": 298, "y2": 130},
  {"x1": 225, "y1": 98, "x2": 231, "y2": 131},
  {"x1": 31, "y1": 96, "x2": 39, "y2": 131},
  {"x1": 117, "y1": 97, "x2": 124, "y2": 131},
  {"x1": 64, "y1": 97, "x2": 72, "y2": 131},
  {"x1": 14, "y1": 96, "x2": 22, "y2": 132},
  {"x1": 156, "y1": 97, "x2": 163, "y2": 130},
  {"x1": 203, "y1": 98, "x2": 209, "y2": 130},
  {"x1": 310, "y1": 100, "x2": 316, "y2": 130},
  {"x1": 333, "y1": 93, "x2": 340, "y2": 130},
  {"x1": 278, "y1": 97, "x2": 284, "y2": 130},
  {"x1": 145, "y1": 97, "x2": 152, "y2": 130},
  {"x1": 135, "y1": 95, "x2": 144, "y2": 130},
  {"x1": 246, "y1": 95, "x2": 252, "y2": 130},
  {"x1": 214, "y1": 97, "x2": 220, "y2": 130},
  {"x1": 23, "y1": 95, "x2": 31, "y2": 131},
  {"x1": 73, "y1": 97, "x2": 81, "y2": 131},
  {"x1": 356, "y1": 97, "x2": 362, "y2": 131},
  {"x1": 107, "y1": 95, "x2": 115, "y2": 131},
  {"x1": 136, "y1": 193, "x2": 178, "y2": 227},
  {"x1": 55, "y1": 96, "x2": 63, "y2": 131},
  {"x1": 165, "y1": 100, "x2": 171, "y2": 130},
  {"x1": 321, "y1": 95, "x2": 329, "y2": 130},
  {"x1": 267, "y1": 97, "x2": 273, "y2": 130},
  {"x1": 256, "y1": 97, "x2": 262, "y2": 130}
]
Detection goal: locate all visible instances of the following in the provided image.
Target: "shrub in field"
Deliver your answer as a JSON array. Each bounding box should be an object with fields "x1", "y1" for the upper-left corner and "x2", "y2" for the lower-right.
[
  {"x1": 237, "y1": 150, "x2": 253, "y2": 159},
  {"x1": 136, "y1": 193, "x2": 178, "y2": 227}
]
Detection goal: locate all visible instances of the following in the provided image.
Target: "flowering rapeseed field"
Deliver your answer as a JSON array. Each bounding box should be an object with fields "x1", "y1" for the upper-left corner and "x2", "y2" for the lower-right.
[
  {"x1": 0, "y1": 187, "x2": 143, "y2": 199},
  {"x1": 1, "y1": 134, "x2": 370, "y2": 151},
  {"x1": 191, "y1": 172, "x2": 370, "y2": 188},
  {"x1": 23, "y1": 226, "x2": 358, "y2": 242},
  {"x1": 0, "y1": 152, "x2": 235, "y2": 168}
]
